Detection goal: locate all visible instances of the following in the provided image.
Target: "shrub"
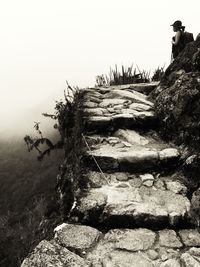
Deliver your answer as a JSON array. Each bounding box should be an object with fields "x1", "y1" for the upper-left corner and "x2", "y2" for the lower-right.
[
  {"x1": 152, "y1": 66, "x2": 165, "y2": 81},
  {"x1": 95, "y1": 64, "x2": 151, "y2": 86},
  {"x1": 24, "y1": 82, "x2": 78, "y2": 161}
]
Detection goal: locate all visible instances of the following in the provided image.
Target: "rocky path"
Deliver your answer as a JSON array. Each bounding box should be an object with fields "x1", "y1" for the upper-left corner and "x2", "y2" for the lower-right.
[{"x1": 22, "y1": 83, "x2": 200, "y2": 267}]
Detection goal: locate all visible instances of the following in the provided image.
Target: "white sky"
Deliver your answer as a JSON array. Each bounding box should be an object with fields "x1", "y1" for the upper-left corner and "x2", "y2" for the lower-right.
[{"x1": 0, "y1": 0, "x2": 199, "y2": 137}]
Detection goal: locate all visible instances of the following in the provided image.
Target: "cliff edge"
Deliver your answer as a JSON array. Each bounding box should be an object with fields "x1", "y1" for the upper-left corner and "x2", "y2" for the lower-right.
[{"x1": 21, "y1": 35, "x2": 200, "y2": 266}]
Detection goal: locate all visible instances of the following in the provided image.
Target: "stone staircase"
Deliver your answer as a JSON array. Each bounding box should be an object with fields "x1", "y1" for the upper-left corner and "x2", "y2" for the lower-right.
[{"x1": 22, "y1": 83, "x2": 200, "y2": 267}]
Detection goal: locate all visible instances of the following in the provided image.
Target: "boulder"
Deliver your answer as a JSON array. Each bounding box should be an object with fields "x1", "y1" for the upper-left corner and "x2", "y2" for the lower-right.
[
  {"x1": 153, "y1": 72, "x2": 200, "y2": 147},
  {"x1": 54, "y1": 223, "x2": 101, "y2": 254},
  {"x1": 158, "y1": 230, "x2": 182, "y2": 248},
  {"x1": 75, "y1": 182, "x2": 190, "y2": 228},
  {"x1": 21, "y1": 240, "x2": 87, "y2": 267},
  {"x1": 179, "y1": 229, "x2": 200, "y2": 247}
]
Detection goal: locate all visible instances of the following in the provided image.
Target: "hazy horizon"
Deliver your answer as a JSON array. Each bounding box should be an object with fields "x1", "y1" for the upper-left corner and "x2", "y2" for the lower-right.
[{"x1": 1, "y1": 0, "x2": 200, "y2": 138}]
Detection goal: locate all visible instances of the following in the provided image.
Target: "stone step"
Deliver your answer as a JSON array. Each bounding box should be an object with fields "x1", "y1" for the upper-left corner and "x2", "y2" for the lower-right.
[
  {"x1": 22, "y1": 223, "x2": 200, "y2": 267},
  {"x1": 95, "y1": 81, "x2": 159, "y2": 95},
  {"x1": 83, "y1": 129, "x2": 180, "y2": 172},
  {"x1": 72, "y1": 172, "x2": 190, "y2": 229},
  {"x1": 82, "y1": 86, "x2": 157, "y2": 132}
]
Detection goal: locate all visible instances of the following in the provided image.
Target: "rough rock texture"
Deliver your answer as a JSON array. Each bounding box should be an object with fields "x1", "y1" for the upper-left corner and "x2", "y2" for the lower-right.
[
  {"x1": 83, "y1": 84, "x2": 157, "y2": 132},
  {"x1": 22, "y1": 226, "x2": 200, "y2": 267},
  {"x1": 21, "y1": 82, "x2": 200, "y2": 266},
  {"x1": 154, "y1": 72, "x2": 200, "y2": 147},
  {"x1": 151, "y1": 35, "x2": 200, "y2": 151},
  {"x1": 107, "y1": 82, "x2": 159, "y2": 94},
  {"x1": 21, "y1": 240, "x2": 87, "y2": 267},
  {"x1": 54, "y1": 223, "x2": 101, "y2": 254},
  {"x1": 159, "y1": 36, "x2": 200, "y2": 87},
  {"x1": 150, "y1": 35, "x2": 200, "y2": 225},
  {"x1": 84, "y1": 130, "x2": 180, "y2": 172},
  {"x1": 72, "y1": 172, "x2": 190, "y2": 228}
]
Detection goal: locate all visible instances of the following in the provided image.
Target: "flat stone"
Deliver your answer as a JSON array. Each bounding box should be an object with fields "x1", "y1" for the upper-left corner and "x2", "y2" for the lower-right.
[
  {"x1": 154, "y1": 180, "x2": 166, "y2": 190},
  {"x1": 115, "y1": 172, "x2": 129, "y2": 181},
  {"x1": 86, "y1": 172, "x2": 107, "y2": 188},
  {"x1": 85, "y1": 130, "x2": 179, "y2": 172},
  {"x1": 84, "y1": 108, "x2": 105, "y2": 116},
  {"x1": 132, "y1": 110, "x2": 155, "y2": 117},
  {"x1": 128, "y1": 82, "x2": 159, "y2": 94},
  {"x1": 113, "y1": 104, "x2": 125, "y2": 110},
  {"x1": 179, "y1": 229, "x2": 200, "y2": 247},
  {"x1": 140, "y1": 174, "x2": 154, "y2": 182},
  {"x1": 129, "y1": 177, "x2": 142, "y2": 188},
  {"x1": 86, "y1": 172, "x2": 126, "y2": 187},
  {"x1": 159, "y1": 230, "x2": 183, "y2": 248},
  {"x1": 86, "y1": 228, "x2": 156, "y2": 267},
  {"x1": 189, "y1": 247, "x2": 200, "y2": 256},
  {"x1": 85, "y1": 111, "x2": 156, "y2": 132},
  {"x1": 106, "y1": 89, "x2": 154, "y2": 106},
  {"x1": 54, "y1": 223, "x2": 101, "y2": 254},
  {"x1": 165, "y1": 181, "x2": 187, "y2": 195},
  {"x1": 112, "y1": 113, "x2": 134, "y2": 119},
  {"x1": 105, "y1": 228, "x2": 156, "y2": 251},
  {"x1": 99, "y1": 98, "x2": 127, "y2": 108},
  {"x1": 147, "y1": 249, "x2": 159, "y2": 260},
  {"x1": 95, "y1": 87, "x2": 111, "y2": 93},
  {"x1": 143, "y1": 180, "x2": 154, "y2": 187},
  {"x1": 115, "y1": 129, "x2": 149, "y2": 145},
  {"x1": 21, "y1": 240, "x2": 86, "y2": 267},
  {"x1": 121, "y1": 108, "x2": 139, "y2": 114},
  {"x1": 159, "y1": 247, "x2": 178, "y2": 262},
  {"x1": 160, "y1": 259, "x2": 181, "y2": 267},
  {"x1": 78, "y1": 184, "x2": 190, "y2": 228},
  {"x1": 108, "y1": 82, "x2": 159, "y2": 94},
  {"x1": 115, "y1": 182, "x2": 130, "y2": 188},
  {"x1": 106, "y1": 107, "x2": 115, "y2": 113},
  {"x1": 159, "y1": 148, "x2": 180, "y2": 160},
  {"x1": 107, "y1": 136, "x2": 120, "y2": 143},
  {"x1": 129, "y1": 102, "x2": 153, "y2": 111},
  {"x1": 181, "y1": 252, "x2": 200, "y2": 266},
  {"x1": 99, "y1": 251, "x2": 154, "y2": 267},
  {"x1": 84, "y1": 95, "x2": 102, "y2": 104},
  {"x1": 84, "y1": 90, "x2": 103, "y2": 98},
  {"x1": 75, "y1": 191, "x2": 107, "y2": 222},
  {"x1": 111, "y1": 111, "x2": 155, "y2": 128},
  {"x1": 82, "y1": 101, "x2": 98, "y2": 108}
]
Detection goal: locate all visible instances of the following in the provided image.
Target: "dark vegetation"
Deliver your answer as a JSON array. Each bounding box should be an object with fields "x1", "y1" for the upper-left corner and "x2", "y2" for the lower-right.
[
  {"x1": 0, "y1": 83, "x2": 80, "y2": 266},
  {"x1": 151, "y1": 66, "x2": 165, "y2": 81},
  {"x1": 56, "y1": 88, "x2": 85, "y2": 221},
  {"x1": 95, "y1": 65, "x2": 151, "y2": 86},
  {"x1": 24, "y1": 83, "x2": 78, "y2": 161},
  {"x1": 0, "y1": 138, "x2": 64, "y2": 267},
  {"x1": 95, "y1": 64, "x2": 165, "y2": 87}
]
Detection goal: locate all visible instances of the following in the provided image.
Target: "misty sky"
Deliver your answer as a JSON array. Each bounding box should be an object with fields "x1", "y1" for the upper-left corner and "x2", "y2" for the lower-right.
[{"x1": 0, "y1": 0, "x2": 200, "y2": 137}]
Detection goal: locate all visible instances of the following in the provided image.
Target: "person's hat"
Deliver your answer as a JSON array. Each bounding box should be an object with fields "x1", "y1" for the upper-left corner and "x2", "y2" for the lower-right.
[{"x1": 171, "y1": 20, "x2": 182, "y2": 27}]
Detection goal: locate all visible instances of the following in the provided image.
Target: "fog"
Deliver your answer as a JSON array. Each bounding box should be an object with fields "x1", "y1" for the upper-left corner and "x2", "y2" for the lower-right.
[{"x1": 0, "y1": 0, "x2": 200, "y2": 139}]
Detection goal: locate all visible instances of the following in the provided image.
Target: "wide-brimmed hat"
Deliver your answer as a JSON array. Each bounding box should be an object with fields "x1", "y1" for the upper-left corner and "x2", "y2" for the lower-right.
[{"x1": 171, "y1": 20, "x2": 183, "y2": 28}]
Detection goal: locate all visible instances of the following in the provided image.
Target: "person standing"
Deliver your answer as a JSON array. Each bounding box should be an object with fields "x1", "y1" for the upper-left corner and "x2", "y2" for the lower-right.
[{"x1": 171, "y1": 20, "x2": 186, "y2": 60}]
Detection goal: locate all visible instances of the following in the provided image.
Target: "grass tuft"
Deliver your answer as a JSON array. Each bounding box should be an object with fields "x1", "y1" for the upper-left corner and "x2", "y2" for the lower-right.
[{"x1": 95, "y1": 64, "x2": 151, "y2": 87}]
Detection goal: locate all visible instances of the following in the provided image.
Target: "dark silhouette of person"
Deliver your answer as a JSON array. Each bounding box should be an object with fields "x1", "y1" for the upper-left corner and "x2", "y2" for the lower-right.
[{"x1": 171, "y1": 20, "x2": 185, "y2": 60}]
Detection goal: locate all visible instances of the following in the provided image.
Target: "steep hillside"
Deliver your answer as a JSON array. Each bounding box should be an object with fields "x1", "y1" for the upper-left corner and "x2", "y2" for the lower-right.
[
  {"x1": 150, "y1": 34, "x2": 200, "y2": 180},
  {"x1": 0, "y1": 139, "x2": 64, "y2": 267},
  {"x1": 21, "y1": 79, "x2": 200, "y2": 266}
]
